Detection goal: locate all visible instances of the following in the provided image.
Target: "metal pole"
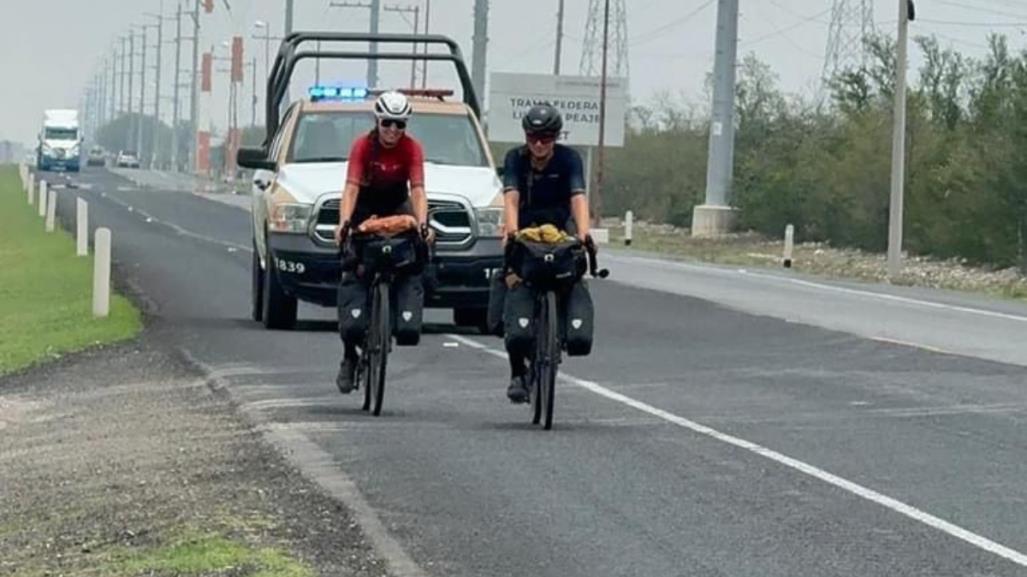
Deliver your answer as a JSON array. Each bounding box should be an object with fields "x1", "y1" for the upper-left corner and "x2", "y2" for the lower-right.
[
  {"x1": 190, "y1": 0, "x2": 200, "y2": 172},
  {"x1": 422, "y1": 0, "x2": 431, "y2": 88},
  {"x1": 138, "y1": 27, "x2": 148, "y2": 165},
  {"x1": 887, "y1": 0, "x2": 910, "y2": 279},
  {"x1": 412, "y1": 7, "x2": 420, "y2": 87},
  {"x1": 153, "y1": 7, "x2": 164, "y2": 168},
  {"x1": 285, "y1": 0, "x2": 294, "y2": 36},
  {"x1": 471, "y1": 0, "x2": 488, "y2": 100},
  {"x1": 121, "y1": 36, "x2": 128, "y2": 118},
  {"x1": 172, "y1": 1, "x2": 182, "y2": 170},
  {"x1": 594, "y1": 0, "x2": 610, "y2": 225},
  {"x1": 368, "y1": 0, "x2": 381, "y2": 86},
  {"x1": 128, "y1": 31, "x2": 135, "y2": 151},
  {"x1": 554, "y1": 0, "x2": 565, "y2": 74},
  {"x1": 251, "y1": 58, "x2": 258, "y2": 127}
]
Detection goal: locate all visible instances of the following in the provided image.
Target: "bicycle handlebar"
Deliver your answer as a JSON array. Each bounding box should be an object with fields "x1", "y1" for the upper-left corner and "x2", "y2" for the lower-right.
[{"x1": 583, "y1": 236, "x2": 610, "y2": 279}]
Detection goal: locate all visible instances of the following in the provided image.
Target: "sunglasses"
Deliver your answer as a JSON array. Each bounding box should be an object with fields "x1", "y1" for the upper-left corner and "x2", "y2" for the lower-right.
[
  {"x1": 526, "y1": 133, "x2": 557, "y2": 145},
  {"x1": 380, "y1": 119, "x2": 407, "y2": 130}
]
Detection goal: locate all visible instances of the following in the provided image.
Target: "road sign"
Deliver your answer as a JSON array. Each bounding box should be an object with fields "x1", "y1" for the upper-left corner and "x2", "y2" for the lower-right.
[{"x1": 487, "y1": 73, "x2": 627, "y2": 147}]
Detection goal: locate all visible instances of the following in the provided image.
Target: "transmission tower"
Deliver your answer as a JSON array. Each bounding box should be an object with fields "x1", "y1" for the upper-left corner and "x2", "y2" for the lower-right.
[
  {"x1": 823, "y1": 0, "x2": 874, "y2": 81},
  {"x1": 580, "y1": 0, "x2": 629, "y2": 78}
]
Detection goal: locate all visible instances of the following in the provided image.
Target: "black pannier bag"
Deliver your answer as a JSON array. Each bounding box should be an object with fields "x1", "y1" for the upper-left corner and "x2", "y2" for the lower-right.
[
  {"x1": 338, "y1": 272, "x2": 370, "y2": 342},
  {"x1": 511, "y1": 239, "x2": 585, "y2": 287},
  {"x1": 502, "y1": 282, "x2": 536, "y2": 356},
  {"x1": 561, "y1": 280, "x2": 594, "y2": 357},
  {"x1": 487, "y1": 273, "x2": 507, "y2": 335},
  {"x1": 392, "y1": 272, "x2": 424, "y2": 346},
  {"x1": 356, "y1": 234, "x2": 420, "y2": 277}
]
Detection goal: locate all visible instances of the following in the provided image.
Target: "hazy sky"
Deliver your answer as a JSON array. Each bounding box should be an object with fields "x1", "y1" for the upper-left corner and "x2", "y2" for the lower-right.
[{"x1": 2, "y1": 0, "x2": 1026, "y2": 144}]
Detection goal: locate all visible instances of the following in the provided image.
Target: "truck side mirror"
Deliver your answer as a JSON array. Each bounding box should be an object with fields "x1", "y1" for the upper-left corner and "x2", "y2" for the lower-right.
[{"x1": 237, "y1": 147, "x2": 276, "y2": 171}]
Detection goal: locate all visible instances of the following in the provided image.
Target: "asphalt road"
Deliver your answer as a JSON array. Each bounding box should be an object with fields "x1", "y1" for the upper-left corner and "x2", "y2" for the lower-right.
[{"x1": 51, "y1": 167, "x2": 1027, "y2": 577}]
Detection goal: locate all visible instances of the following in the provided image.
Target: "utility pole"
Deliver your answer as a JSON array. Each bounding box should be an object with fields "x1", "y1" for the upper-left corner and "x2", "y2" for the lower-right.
[
  {"x1": 172, "y1": 1, "x2": 183, "y2": 170},
  {"x1": 128, "y1": 31, "x2": 136, "y2": 151},
  {"x1": 120, "y1": 36, "x2": 128, "y2": 119},
  {"x1": 108, "y1": 55, "x2": 116, "y2": 126},
  {"x1": 692, "y1": 0, "x2": 739, "y2": 237},
  {"x1": 384, "y1": 4, "x2": 420, "y2": 87},
  {"x1": 471, "y1": 0, "x2": 488, "y2": 102},
  {"x1": 250, "y1": 57, "x2": 258, "y2": 127},
  {"x1": 285, "y1": 0, "x2": 294, "y2": 36},
  {"x1": 422, "y1": 0, "x2": 431, "y2": 88},
  {"x1": 369, "y1": 0, "x2": 380, "y2": 86},
  {"x1": 137, "y1": 26, "x2": 148, "y2": 165},
  {"x1": 887, "y1": 0, "x2": 913, "y2": 278},
  {"x1": 594, "y1": 0, "x2": 610, "y2": 225},
  {"x1": 190, "y1": 0, "x2": 200, "y2": 172},
  {"x1": 329, "y1": 1, "x2": 379, "y2": 86},
  {"x1": 147, "y1": 5, "x2": 165, "y2": 168},
  {"x1": 554, "y1": 0, "x2": 565, "y2": 74}
]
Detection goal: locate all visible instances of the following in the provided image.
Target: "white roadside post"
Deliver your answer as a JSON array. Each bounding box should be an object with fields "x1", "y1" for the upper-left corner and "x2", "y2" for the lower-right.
[
  {"x1": 77, "y1": 198, "x2": 89, "y2": 256},
  {"x1": 45, "y1": 187, "x2": 57, "y2": 232},
  {"x1": 783, "y1": 224, "x2": 795, "y2": 269},
  {"x1": 624, "y1": 210, "x2": 633, "y2": 246},
  {"x1": 27, "y1": 173, "x2": 35, "y2": 205},
  {"x1": 38, "y1": 180, "x2": 47, "y2": 217},
  {"x1": 93, "y1": 228, "x2": 112, "y2": 318}
]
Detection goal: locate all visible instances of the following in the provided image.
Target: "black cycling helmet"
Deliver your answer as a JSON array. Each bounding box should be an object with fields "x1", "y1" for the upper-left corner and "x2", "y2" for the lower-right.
[{"x1": 521, "y1": 103, "x2": 563, "y2": 136}]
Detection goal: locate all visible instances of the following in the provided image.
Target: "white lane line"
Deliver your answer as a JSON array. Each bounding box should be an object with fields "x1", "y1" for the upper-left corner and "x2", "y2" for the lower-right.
[
  {"x1": 447, "y1": 333, "x2": 1027, "y2": 569},
  {"x1": 92, "y1": 188, "x2": 252, "y2": 253},
  {"x1": 740, "y1": 269, "x2": 1027, "y2": 324},
  {"x1": 871, "y1": 336, "x2": 950, "y2": 355},
  {"x1": 607, "y1": 253, "x2": 1027, "y2": 324}
]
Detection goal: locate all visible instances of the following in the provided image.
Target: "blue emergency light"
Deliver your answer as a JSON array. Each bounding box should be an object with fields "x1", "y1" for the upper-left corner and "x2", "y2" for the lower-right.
[{"x1": 309, "y1": 85, "x2": 369, "y2": 102}]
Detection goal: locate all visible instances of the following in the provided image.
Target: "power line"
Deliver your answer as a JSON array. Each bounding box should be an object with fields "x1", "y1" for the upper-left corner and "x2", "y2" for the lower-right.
[{"x1": 628, "y1": 0, "x2": 714, "y2": 48}]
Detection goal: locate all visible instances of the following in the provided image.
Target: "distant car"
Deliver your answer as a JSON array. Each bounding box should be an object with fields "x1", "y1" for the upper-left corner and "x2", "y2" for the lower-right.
[
  {"x1": 87, "y1": 146, "x2": 106, "y2": 167},
  {"x1": 116, "y1": 150, "x2": 140, "y2": 168}
]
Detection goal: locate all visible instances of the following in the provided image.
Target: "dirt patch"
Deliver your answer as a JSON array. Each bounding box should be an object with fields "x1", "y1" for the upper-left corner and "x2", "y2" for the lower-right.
[{"x1": 0, "y1": 337, "x2": 387, "y2": 577}]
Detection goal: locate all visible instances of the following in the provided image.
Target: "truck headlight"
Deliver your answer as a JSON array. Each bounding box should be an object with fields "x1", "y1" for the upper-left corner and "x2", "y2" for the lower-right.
[
  {"x1": 269, "y1": 203, "x2": 313, "y2": 233},
  {"x1": 474, "y1": 206, "x2": 503, "y2": 238}
]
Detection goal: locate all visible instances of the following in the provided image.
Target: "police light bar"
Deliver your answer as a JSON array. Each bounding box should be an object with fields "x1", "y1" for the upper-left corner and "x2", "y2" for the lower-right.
[
  {"x1": 308, "y1": 85, "x2": 370, "y2": 101},
  {"x1": 368, "y1": 88, "x2": 455, "y2": 101}
]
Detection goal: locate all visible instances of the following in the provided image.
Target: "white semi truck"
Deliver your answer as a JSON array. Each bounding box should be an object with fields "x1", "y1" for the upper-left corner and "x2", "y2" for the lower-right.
[{"x1": 37, "y1": 109, "x2": 82, "y2": 172}]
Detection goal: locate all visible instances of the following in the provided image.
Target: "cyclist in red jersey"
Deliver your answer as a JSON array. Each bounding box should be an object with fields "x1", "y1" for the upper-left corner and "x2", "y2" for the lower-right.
[{"x1": 333, "y1": 91, "x2": 432, "y2": 393}]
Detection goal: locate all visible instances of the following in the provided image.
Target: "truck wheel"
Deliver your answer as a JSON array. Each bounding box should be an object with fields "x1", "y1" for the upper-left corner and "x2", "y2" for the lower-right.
[
  {"x1": 251, "y1": 242, "x2": 264, "y2": 322},
  {"x1": 262, "y1": 256, "x2": 297, "y2": 330},
  {"x1": 454, "y1": 307, "x2": 490, "y2": 335}
]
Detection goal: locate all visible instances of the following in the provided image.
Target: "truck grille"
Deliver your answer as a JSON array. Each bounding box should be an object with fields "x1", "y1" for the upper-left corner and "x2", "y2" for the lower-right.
[{"x1": 311, "y1": 198, "x2": 473, "y2": 248}]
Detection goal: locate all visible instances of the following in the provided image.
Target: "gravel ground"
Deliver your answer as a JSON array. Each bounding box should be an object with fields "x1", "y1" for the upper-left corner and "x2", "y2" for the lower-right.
[{"x1": 0, "y1": 335, "x2": 388, "y2": 577}]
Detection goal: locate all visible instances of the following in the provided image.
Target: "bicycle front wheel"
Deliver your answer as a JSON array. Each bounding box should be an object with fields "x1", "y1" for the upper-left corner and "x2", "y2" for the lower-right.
[
  {"x1": 369, "y1": 281, "x2": 390, "y2": 416},
  {"x1": 540, "y1": 291, "x2": 559, "y2": 430}
]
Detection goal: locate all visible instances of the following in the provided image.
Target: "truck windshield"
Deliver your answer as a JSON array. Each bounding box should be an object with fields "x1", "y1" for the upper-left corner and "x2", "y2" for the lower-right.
[
  {"x1": 45, "y1": 128, "x2": 78, "y2": 140},
  {"x1": 289, "y1": 111, "x2": 487, "y2": 167}
]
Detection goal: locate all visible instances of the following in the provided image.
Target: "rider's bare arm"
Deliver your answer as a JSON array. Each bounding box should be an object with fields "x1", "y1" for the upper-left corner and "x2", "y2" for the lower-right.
[
  {"x1": 571, "y1": 193, "x2": 590, "y2": 242},
  {"x1": 334, "y1": 182, "x2": 360, "y2": 245},
  {"x1": 503, "y1": 188, "x2": 520, "y2": 240}
]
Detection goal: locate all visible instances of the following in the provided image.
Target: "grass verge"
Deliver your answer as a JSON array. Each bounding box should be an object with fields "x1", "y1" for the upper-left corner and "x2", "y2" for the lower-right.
[{"x1": 0, "y1": 165, "x2": 141, "y2": 374}]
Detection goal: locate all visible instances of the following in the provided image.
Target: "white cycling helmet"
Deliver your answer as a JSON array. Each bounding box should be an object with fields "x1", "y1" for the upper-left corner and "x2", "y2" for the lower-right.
[{"x1": 373, "y1": 90, "x2": 413, "y2": 121}]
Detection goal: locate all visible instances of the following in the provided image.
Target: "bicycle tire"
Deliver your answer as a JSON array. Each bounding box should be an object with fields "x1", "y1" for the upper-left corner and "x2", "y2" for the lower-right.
[
  {"x1": 541, "y1": 291, "x2": 559, "y2": 430},
  {"x1": 530, "y1": 294, "x2": 545, "y2": 425},
  {"x1": 370, "y1": 281, "x2": 390, "y2": 416}
]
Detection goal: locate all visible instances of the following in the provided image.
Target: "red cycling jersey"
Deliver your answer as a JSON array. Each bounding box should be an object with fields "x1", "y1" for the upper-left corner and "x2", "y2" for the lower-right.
[{"x1": 345, "y1": 132, "x2": 425, "y2": 190}]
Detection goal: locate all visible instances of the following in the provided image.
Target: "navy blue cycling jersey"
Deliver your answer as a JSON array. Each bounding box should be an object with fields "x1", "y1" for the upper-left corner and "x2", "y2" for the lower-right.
[{"x1": 502, "y1": 144, "x2": 586, "y2": 229}]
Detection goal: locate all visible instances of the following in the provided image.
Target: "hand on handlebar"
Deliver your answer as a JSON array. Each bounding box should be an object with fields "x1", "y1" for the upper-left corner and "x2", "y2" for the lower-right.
[{"x1": 334, "y1": 220, "x2": 351, "y2": 246}]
